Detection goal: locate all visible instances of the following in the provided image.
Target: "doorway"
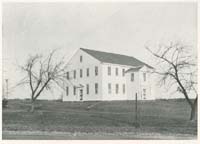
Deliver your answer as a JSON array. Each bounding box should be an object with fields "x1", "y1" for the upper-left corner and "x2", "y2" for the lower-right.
[{"x1": 80, "y1": 89, "x2": 83, "y2": 101}]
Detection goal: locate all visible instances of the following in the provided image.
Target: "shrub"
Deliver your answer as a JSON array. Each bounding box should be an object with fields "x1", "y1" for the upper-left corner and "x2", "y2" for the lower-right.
[{"x1": 3, "y1": 98, "x2": 8, "y2": 108}]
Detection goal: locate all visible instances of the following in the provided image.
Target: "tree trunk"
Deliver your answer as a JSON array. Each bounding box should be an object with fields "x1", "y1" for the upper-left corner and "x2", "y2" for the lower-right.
[
  {"x1": 190, "y1": 103, "x2": 197, "y2": 121},
  {"x1": 30, "y1": 100, "x2": 35, "y2": 113}
]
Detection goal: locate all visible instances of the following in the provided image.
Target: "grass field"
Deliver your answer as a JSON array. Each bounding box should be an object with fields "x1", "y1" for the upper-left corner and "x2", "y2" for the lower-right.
[{"x1": 2, "y1": 99, "x2": 197, "y2": 139}]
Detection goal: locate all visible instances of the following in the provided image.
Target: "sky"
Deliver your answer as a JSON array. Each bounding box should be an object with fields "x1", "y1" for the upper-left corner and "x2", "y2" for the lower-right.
[{"x1": 2, "y1": 2, "x2": 197, "y2": 99}]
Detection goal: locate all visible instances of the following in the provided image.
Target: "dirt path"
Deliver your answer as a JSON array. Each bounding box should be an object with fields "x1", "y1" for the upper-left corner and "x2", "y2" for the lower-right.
[{"x1": 2, "y1": 130, "x2": 196, "y2": 140}]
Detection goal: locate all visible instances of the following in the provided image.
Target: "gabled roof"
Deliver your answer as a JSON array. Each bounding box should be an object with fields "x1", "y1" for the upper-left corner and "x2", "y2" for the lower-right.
[{"x1": 80, "y1": 48, "x2": 153, "y2": 68}]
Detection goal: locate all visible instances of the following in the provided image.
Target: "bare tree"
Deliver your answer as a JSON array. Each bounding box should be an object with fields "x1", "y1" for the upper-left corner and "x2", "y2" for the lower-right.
[
  {"x1": 18, "y1": 49, "x2": 68, "y2": 112},
  {"x1": 146, "y1": 42, "x2": 197, "y2": 120}
]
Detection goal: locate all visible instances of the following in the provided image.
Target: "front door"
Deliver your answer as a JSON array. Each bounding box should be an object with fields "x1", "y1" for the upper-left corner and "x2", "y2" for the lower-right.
[{"x1": 80, "y1": 89, "x2": 83, "y2": 101}]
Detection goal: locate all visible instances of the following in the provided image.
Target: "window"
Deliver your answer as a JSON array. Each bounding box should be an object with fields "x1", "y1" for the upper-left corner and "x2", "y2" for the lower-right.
[
  {"x1": 122, "y1": 69, "x2": 125, "y2": 76},
  {"x1": 95, "y1": 83, "x2": 98, "y2": 94},
  {"x1": 108, "y1": 83, "x2": 111, "y2": 94},
  {"x1": 108, "y1": 66, "x2": 111, "y2": 76},
  {"x1": 95, "y1": 66, "x2": 98, "y2": 76},
  {"x1": 66, "y1": 72, "x2": 69, "y2": 80},
  {"x1": 131, "y1": 73, "x2": 134, "y2": 82},
  {"x1": 66, "y1": 87, "x2": 69, "y2": 96},
  {"x1": 80, "y1": 90, "x2": 83, "y2": 100},
  {"x1": 116, "y1": 68, "x2": 118, "y2": 76},
  {"x1": 143, "y1": 89, "x2": 146, "y2": 99},
  {"x1": 87, "y1": 68, "x2": 89, "y2": 77},
  {"x1": 122, "y1": 69, "x2": 124, "y2": 76},
  {"x1": 73, "y1": 86, "x2": 76, "y2": 95},
  {"x1": 116, "y1": 84, "x2": 119, "y2": 94},
  {"x1": 143, "y1": 73, "x2": 146, "y2": 82},
  {"x1": 86, "y1": 84, "x2": 89, "y2": 94},
  {"x1": 80, "y1": 55, "x2": 82, "y2": 62},
  {"x1": 80, "y1": 69, "x2": 83, "y2": 78},
  {"x1": 123, "y1": 84, "x2": 125, "y2": 94},
  {"x1": 74, "y1": 70, "x2": 76, "y2": 79}
]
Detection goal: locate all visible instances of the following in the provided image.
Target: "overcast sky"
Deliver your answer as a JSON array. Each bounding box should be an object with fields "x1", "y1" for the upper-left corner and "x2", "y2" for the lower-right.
[{"x1": 2, "y1": 2, "x2": 197, "y2": 99}]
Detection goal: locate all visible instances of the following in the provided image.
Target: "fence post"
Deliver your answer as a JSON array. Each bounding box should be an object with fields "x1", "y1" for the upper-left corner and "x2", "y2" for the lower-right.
[
  {"x1": 6, "y1": 79, "x2": 8, "y2": 99},
  {"x1": 135, "y1": 93, "x2": 137, "y2": 124},
  {"x1": 135, "y1": 93, "x2": 140, "y2": 128}
]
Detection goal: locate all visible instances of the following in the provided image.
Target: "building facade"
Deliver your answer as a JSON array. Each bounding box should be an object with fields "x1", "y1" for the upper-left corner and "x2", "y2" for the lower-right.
[{"x1": 63, "y1": 48, "x2": 155, "y2": 101}]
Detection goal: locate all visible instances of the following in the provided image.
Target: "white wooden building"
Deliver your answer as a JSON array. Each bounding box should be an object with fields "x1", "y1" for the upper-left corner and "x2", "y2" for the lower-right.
[{"x1": 63, "y1": 48, "x2": 155, "y2": 101}]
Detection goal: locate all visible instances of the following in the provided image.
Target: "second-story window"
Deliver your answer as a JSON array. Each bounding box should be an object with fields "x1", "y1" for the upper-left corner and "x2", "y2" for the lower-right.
[
  {"x1": 108, "y1": 66, "x2": 111, "y2": 76},
  {"x1": 80, "y1": 69, "x2": 83, "y2": 78},
  {"x1": 80, "y1": 55, "x2": 82, "y2": 63},
  {"x1": 87, "y1": 68, "x2": 89, "y2": 77},
  {"x1": 122, "y1": 69, "x2": 125, "y2": 76},
  {"x1": 131, "y1": 73, "x2": 134, "y2": 82},
  {"x1": 66, "y1": 72, "x2": 69, "y2": 80},
  {"x1": 95, "y1": 66, "x2": 98, "y2": 76},
  {"x1": 143, "y1": 73, "x2": 146, "y2": 82},
  {"x1": 74, "y1": 70, "x2": 76, "y2": 79},
  {"x1": 116, "y1": 68, "x2": 118, "y2": 76}
]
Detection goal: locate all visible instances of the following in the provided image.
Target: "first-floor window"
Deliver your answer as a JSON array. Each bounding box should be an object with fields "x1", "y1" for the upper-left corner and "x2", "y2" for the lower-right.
[
  {"x1": 86, "y1": 84, "x2": 89, "y2": 94},
  {"x1": 80, "y1": 69, "x2": 83, "y2": 78},
  {"x1": 66, "y1": 86, "x2": 69, "y2": 96},
  {"x1": 116, "y1": 84, "x2": 119, "y2": 94},
  {"x1": 143, "y1": 89, "x2": 146, "y2": 99},
  {"x1": 108, "y1": 83, "x2": 111, "y2": 94},
  {"x1": 87, "y1": 68, "x2": 89, "y2": 77},
  {"x1": 123, "y1": 84, "x2": 125, "y2": 94},
  {"x1": 73, "y1": 86, "x2": 76, "y2": 95},
  {"x1": 95, "y1": 83, "x2": 98, "y2": 94}
]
